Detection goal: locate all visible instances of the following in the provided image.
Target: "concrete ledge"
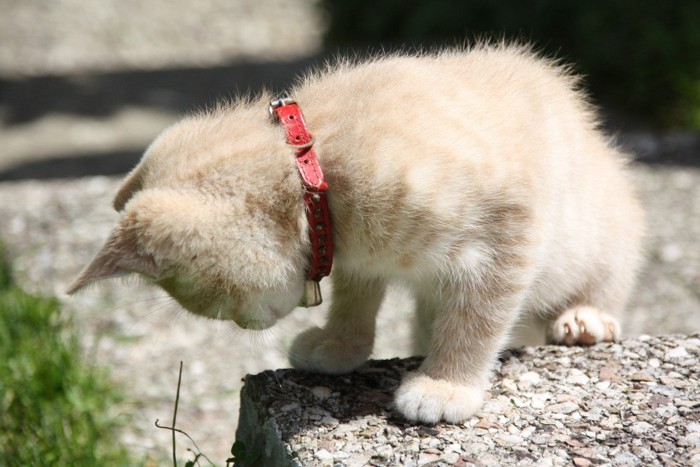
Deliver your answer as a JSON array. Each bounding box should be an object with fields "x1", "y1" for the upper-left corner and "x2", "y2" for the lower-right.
[{"x1": 236, "y1": 334, "x2": 699, "y2": 466}]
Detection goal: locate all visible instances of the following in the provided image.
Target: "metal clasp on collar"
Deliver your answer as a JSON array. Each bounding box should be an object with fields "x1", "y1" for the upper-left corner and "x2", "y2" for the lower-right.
[
  {"x1": 299, "y1": 280, "x2": 323, "y2": 307},
  {"x1": 268, "y1": 97, "x2": 296, "y2": 120}
]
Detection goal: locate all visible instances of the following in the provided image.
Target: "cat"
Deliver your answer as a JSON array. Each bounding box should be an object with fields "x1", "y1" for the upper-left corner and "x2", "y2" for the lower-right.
[{"x1": 68, "y1": 43, "x2": 644, "y2": 424}]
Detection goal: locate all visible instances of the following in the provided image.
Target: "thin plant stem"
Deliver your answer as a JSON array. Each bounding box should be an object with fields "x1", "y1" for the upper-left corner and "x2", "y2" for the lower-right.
[
  {"x1": 154, "y1": 420, "x2": 215, "y2": 466},
  {"x1": 155, "y1": 362, "x2": 216, "y2": 466},
  {"x1": 172, "y1": 361, "x2": 183, "y2": 466}
]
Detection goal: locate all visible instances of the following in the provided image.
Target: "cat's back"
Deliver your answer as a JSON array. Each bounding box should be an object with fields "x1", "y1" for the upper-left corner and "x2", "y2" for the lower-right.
[
  {"x1": 298, "y1": 45, "x2": 589, "y2": 126},
  {"x1": 296, "y1": 44, "x2": 608, "y2": 201},
  {"x1": 297, "y1": 44, "x2": 599, "y2": 178}
]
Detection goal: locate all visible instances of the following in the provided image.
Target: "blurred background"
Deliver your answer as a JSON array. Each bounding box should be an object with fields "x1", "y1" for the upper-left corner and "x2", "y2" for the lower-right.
[{"x1": 1, "y1": 0, "x2": 698, "y2": 464}]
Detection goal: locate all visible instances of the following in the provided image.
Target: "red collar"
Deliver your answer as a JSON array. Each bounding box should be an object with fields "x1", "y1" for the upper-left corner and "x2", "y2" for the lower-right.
[{"x1": 269, "y1": 98, "x2": 333, "y2": 306}]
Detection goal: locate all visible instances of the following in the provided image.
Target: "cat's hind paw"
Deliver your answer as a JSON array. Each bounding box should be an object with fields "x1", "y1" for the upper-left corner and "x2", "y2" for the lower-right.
[
  {"x1": 394, "y1": 373, "x2": 485, "y2": 424},
  {"x1": 288, "y1": 326, "x2": 372, "y2": 374},
  {"x1": 549, "y1": 306, "x2": 620, "y2": 346}
]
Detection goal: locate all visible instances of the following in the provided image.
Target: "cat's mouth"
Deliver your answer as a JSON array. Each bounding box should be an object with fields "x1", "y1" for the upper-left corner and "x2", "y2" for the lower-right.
[
  {"x1": 232, "y1": 306, "x2": 282, "y2": 330},
  {"x1": 234, "y1": 316, "x2": 276, "y2": 331}
]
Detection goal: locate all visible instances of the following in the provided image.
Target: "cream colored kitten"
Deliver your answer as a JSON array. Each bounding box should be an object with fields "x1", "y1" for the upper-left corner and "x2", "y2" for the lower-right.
[{"x1": 69, "y1": 44, "x2": 644, "y2": 424}]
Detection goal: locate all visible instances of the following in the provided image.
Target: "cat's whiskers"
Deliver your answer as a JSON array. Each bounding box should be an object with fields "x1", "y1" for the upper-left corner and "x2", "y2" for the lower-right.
[
  {"x1": 253, "y1": 327, "x2": 277, "y2": 349},
  {"x1": 214, "y1": 305, "x2": 225, "y2": 341},
  {"x1": 148, "y1": 303, "x2": 188, "y2": 352},
  {"x1": 141, "y1": 296, "x2": 177, "y2": 315},
  {"x1": 183, "y1": 323, "x2": 245, "y2": 361},
  {"x1": 94, "y1": 294, "x2": 176, "y2": 339},
  {"x1": 270, "y1": 331, "x2": 319, "y2": 369},
  {"x1": 140, "y1": 296, "x2": 177, "y2": 317},
  {"x1": 248, "y1": 327, "x2": 266, "y2": 350},
  {"x1": 212, "y1": 321, "x2": 245, "y2": 345},
  {"x1": 121, "y1": 293, "x2": 173, "y2": 306}
]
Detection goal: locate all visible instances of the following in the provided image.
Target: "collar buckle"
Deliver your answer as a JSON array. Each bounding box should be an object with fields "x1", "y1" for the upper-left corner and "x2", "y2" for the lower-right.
[{"x1": 268, "y1": 97, "x2": 296, "y2": 121}]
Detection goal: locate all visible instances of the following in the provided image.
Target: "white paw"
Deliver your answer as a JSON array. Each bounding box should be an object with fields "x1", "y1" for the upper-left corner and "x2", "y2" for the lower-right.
[
  {"x1": 288, "y1": 326, "x2": 372, "y2": 374},
  {"x1": 394, "y1": 373, "x2": 485, "y2": 424},
  {"x1": 550, "y1": 306, "x2": 620, "y2": 346}
]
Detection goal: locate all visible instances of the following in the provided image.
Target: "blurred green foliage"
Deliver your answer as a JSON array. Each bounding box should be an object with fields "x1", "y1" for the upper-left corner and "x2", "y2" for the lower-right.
[
  {"x1": 321, "y1": 0, "x2": 700, "y2": 128},
  {"x1": 0, "y1": 244, "x2": 135, "y2": 466}
]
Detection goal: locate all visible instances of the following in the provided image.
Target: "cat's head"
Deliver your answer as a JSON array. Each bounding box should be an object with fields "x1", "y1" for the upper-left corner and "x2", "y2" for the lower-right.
[{"x1": 68, "y1": 103, "x2": 309, "y2": 330}]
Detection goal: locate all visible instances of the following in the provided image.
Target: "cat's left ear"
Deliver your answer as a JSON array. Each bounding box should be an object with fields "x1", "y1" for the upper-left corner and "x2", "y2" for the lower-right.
[
  {"x1": 66, "y1": 226, "x2": 159, "y2": 294},
  {"x1": 113, "y1": 165, "x2": 144, "y2": 211}
]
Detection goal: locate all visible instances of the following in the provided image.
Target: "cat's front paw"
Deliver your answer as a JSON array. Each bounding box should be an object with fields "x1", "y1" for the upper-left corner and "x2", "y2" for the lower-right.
[
  {"x1": 394, "y1": 373, "x2": 485, "y2": 424},
  {"x1": 549, "y1": 306, "x2": 620, "y2": 346},
  {"x1": 289, "y1": 326, "x2": 372, "y2": 374}
]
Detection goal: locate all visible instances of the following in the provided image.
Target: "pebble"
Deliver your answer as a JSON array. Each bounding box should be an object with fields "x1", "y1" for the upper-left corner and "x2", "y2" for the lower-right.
[
  {"x1": 375, "y1": 444, "x2": 393, "y2": 459},
  {"x1": 315, "y1": 449, "x2": 333, "y2": 460},
  {"x1": 405, "y1": 440, "x2": 420, "y2": 452},
  {"x1": 650, "y1": 384, "x2": 679, "y2": 397},
  {"x1": 547, "y1": 401, "x2": 580, "y2": 414},
  {"x1": 665, "y1": 346, "x2": 690, "y2": 360},
  {"x1": 280, "y1": 402, "x2": 300, "y2": 412},
  {"x1": 530, "y1": 393, "x2": 550, "y2": 409},
  {"x1": 442, "y1": 452, "x2": 461, "y2": 464},
  {"x1": 599, "y1": 367, "x2": 621, "y2": 382},
  {"x1": 418, "y1": 452, "x2": 441, "y2": 464},
  {"x1": 666, "y1": 415, "x2": 682, "y2": 425},
  {"x1": 311, "y1": 386, "x2": 333, "y2": 400},
  {"x1": 518, "y1": 371, "x2": 542, "y2": 388},
  {"x1": 445, "y1": 443, "x2": 462, "y2": 454},
  {"x1": 630, "y1": 372, "x2": 655, "y2": 382},
  {"x1": 496, "y1": 433, "x2": 524, "y2": 445},
  {"x1": 501, "y1": 378, "x2": 518, "y2": 392},
  {"x1": 568, "y1": 369, "x2": 590, "y2": 386},
  {"x1": 630, "y1": 421, "x2": 654, "y2": 435},
  {"x1": 681, "y1": 433, "x2": 700, "y2": 448},
  {"x1": 614, "y1": 452, "x2": 641, "y2": 465},
  {"x1": 320, "y1": 416, "x2": 339, "y2": 427},
  {"x1": 511, "y1": 396, "x2": 529, "y2": 408}
]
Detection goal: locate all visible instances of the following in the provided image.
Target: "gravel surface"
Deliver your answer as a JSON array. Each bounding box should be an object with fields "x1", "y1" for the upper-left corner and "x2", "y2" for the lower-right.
[{"x1": 238, "y1": 333, "x2": 700, "y2": 466}]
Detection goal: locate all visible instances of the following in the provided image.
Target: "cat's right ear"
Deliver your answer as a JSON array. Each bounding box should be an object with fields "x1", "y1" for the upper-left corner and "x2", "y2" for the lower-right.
[
  {"x1": 113, "y1": 166, "x2": 144, "y2": 212},
  {"x1": 66, "y1": 225, "x2": 159, "y2": 295}
]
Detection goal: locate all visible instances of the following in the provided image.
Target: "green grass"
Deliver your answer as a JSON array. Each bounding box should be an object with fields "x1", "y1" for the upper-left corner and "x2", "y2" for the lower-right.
[{"x1": 0, "y1": 244, "x2": 136, "y2": 466}]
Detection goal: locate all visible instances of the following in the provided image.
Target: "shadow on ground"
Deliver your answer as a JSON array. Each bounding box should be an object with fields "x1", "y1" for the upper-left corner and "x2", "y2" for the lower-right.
[
  {"x1": 0, "y1": 56, "x2": 329, "y2": 181},
  {"x1": 0, "y1": 58, "x2": 327, "y2": 124}
]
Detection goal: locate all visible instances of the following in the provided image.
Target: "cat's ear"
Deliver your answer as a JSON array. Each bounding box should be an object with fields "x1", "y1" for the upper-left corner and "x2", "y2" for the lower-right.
[
  {"x1": 66, "y1": 225, "x2": 159, "y2": 294},
  {"x1": 113, "y1": 165, "x2": 144, "y2": 212}
]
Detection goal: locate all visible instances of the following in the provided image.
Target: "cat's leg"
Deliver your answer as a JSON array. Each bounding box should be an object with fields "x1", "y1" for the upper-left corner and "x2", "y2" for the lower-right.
[
  {"x1": 548, "y1": 196, "x2": 642, "y2": 346},
  {"x1": 395, "y1": 281, "x2": 524, "y2": 424},
  {"x1": 289, "y1": 270, "x2": 386, "y2": 374},
  {"x1": 411, "y1": 295, "x2": 434, "y2": 356}
]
